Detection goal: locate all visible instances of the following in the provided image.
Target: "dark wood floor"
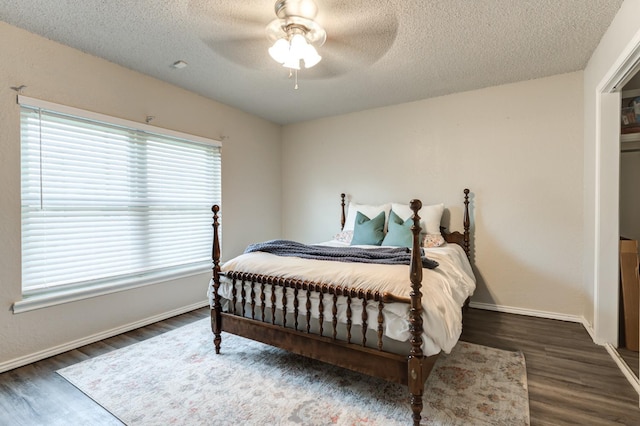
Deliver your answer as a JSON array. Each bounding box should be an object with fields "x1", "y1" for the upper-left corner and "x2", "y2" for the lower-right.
[
  {"x1": 1, "y1": 307, "x2": 639, "y2": 425},
  {"x1": 461, "y1": 308, "x2": 640, "y2": 425},
  {"x1": 0, "y1": 309, "x2": 207, "y2": 426}
]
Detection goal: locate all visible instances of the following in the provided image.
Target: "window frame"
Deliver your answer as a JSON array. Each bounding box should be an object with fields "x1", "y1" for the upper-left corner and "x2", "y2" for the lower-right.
[{"x1": 14, "y1": 96, "x2": 221, "y2": 314}]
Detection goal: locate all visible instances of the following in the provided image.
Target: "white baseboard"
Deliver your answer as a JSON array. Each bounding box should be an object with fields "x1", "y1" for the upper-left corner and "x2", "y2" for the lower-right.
[
  {"x1": 469, "y1": 301, "x2": 585, "y2": 323},
  {"x1": 0, "y1": 300, "x2": 209, "y2": 374},
  {"x1": 469, "y1": 300, "x2": 601, "y2": 343},
  {"x1": 604, "y1": 343, "x2": 640, "y2": 395},
  {"x1": 469, "y1": 301, "x2": 639, "y2": 397}
]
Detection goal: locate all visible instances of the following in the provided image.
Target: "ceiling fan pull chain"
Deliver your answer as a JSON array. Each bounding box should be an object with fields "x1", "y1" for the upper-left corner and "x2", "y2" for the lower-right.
[{"x1": 287, "y1": 68, "x2": 299, "y2": 89}]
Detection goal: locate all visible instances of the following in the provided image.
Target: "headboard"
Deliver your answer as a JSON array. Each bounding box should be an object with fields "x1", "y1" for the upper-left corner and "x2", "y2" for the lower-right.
[{"x1": 340, "y1": 188, "x2": 471, "y2": 259}]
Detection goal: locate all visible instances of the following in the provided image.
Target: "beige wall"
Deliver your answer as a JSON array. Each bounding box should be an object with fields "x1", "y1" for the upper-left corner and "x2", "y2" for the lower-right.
[
  {"x1": 282, "y1": 72, "x2": 585, "y2": 317},
  {"x1": 0, "y1": 22, "x2": 282, "y2": 369}
]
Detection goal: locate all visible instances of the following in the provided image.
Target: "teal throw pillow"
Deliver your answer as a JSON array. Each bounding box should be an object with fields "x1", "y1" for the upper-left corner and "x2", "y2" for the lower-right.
[
  {"x1": 350, "y1": 211, "x2": 385, "y2": 246},
  {"x1": 382, "y1": 210, "x2": 413, "y2": 247}
]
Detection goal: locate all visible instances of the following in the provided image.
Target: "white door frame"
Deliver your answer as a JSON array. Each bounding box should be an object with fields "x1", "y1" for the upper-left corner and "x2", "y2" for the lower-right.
[
  {"x1": 593, "y1": 27, "x2": 640, "y2": 397},
  {"x1": 594, "y1": 28, "x2": 640, "y2": 346}
]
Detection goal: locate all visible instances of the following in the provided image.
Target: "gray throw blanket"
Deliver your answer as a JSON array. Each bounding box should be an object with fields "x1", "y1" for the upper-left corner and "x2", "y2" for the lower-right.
[{"x1": 244, "y1": 239, "x2": 439, "y2": 269}]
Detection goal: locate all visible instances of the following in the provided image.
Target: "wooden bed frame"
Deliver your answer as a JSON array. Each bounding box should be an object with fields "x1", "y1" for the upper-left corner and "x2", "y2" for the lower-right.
[{"x1": 210, "y1": 189, "x2": 471, "y2": 425}]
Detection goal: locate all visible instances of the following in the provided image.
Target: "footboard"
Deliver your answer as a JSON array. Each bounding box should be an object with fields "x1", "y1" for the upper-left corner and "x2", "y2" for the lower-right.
[
  {"x1": 220, "y1": 273, "x2": 401, "y2": 349},
  {"x1": 216, "y1": 271, "x2": 419, "y2": 381}
]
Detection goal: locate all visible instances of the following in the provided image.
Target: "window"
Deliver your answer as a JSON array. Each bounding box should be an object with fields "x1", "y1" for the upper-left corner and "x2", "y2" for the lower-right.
[{"x1": 18, "y1": 96, "x2": 221, "y2": 308}]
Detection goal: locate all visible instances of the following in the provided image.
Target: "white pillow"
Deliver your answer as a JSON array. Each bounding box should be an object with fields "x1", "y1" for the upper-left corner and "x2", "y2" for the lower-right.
[
  {"x1": 332, "y1": 230, "x2": 354, "y2": 244},
  {"x1": 424, "y1": 233, "x2": 446, "y2": 248},
  {"x1": 343, "y1": 202, "x2": 391, "y2": 232},
  {"x1": 390, "y1": 202, "x2": 444, "y2": 235}
]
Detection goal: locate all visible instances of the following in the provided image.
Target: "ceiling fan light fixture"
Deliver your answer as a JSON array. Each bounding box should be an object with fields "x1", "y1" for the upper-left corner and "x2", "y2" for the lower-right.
[{"x1": 265, "y1": 0, "x2": 326, "y2": 86}]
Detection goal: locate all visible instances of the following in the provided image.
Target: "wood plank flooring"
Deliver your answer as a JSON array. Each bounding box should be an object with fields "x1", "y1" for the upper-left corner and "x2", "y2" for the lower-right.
[
  {"x1": 0, "y1": 307, "x2": 639, "y2": 425},
  {"x1": 0, "y1": 309, "x2": 207, "y2": 426},
  {"x1": 461, "y1": 308, "x2": 640, "y2": 425}
]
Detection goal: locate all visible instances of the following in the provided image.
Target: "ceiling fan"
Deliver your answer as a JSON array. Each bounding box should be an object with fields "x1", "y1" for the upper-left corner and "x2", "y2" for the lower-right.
[{"x1": 189, "y1": 0, "x2": 398, "y2": 81}]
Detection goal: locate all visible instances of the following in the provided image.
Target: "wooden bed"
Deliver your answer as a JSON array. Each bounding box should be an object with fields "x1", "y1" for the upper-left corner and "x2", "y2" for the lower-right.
[{"x1": 210, "y1": 189, "x2": 471, "y2": 425}]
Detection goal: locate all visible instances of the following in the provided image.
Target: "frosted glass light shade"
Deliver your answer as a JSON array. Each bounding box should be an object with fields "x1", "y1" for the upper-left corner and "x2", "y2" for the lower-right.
[
  {"x1": 302, "y1": 44, "x2": 321, "y2": 68},
  {"x1": 289, "y1": 34, "x2": 308, "y2": 57},
  {"x1": 282, "y1": 56, "x2": 301, "y2": 70},
  {"x1": 268, "y1": 38, "x2": 290, "y2": 64}
]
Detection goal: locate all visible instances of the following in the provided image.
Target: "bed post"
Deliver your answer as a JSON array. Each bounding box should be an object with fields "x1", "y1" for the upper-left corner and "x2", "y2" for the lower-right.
[
  {"x1": 211, "y1": 205, "x2": 223, "y2": 354},
  {"x1": 408, "y1": 199, "x2": 424, "y2": 426},
  {"x1": 340, "y1": 193, "x2": 346, "y2": 230},
  {"x1": 463, "y1": 188, "x2": 470, "y2": 258}
]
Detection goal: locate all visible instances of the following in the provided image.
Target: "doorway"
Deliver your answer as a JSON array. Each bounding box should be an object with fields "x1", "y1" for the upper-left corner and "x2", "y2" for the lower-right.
[
  {"x1": 594, "y1": 31, "x2": 640, "y2": 396},
  {"x1": 618, "y1": 73, "x2": 640, "y2": 386}
]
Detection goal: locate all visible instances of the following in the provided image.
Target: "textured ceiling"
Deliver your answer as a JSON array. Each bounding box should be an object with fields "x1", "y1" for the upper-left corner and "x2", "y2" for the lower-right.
[{"x1": 0, "y1": 0, "x2": 625, "y2": 125}]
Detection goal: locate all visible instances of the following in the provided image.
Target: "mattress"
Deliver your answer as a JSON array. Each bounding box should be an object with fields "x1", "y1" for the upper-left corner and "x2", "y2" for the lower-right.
[{"x1": 208, "y1": 241, "x2": 475, "y2": 356}]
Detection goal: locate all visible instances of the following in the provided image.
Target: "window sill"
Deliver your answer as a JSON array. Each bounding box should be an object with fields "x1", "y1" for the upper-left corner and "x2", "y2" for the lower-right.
[{"x1": 13, "y1": 265, "x2": 212, "y2": 314}]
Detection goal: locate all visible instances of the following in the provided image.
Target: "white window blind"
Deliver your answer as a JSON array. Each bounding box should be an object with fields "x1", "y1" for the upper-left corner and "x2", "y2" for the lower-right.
[{"x1": 19, "y1": 96, "x2": 221, "y2": 296}]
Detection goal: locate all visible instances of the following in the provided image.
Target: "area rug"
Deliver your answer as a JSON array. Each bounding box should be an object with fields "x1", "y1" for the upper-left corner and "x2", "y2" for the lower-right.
[{"x1": 58, "y1": 318, "x2": 530, "y2": 425}]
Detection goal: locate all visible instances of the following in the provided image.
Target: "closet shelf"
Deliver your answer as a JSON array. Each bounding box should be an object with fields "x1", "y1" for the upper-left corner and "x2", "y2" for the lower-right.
[{"x1": 621, "y1": 132, "x2": 640, "y2": 143}]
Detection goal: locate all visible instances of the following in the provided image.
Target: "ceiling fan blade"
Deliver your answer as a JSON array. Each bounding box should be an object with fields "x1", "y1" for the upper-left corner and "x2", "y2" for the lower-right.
[
  {"x1": 307, "y1": 1, "x2": 398, "y2": 77},
  {"x1": 302, "y1": 10, "x2": 398, "y2": 78},
  {"x1": 302, "y1": 59, "x2": 351, "y2": 79},
  {"x1": 316, "y1": 0, "x2": 397, "y2": 33},
  {"x1": 187, "y1": 0, "x2": 270, "y2": 30},
  {"x1": 325, "y1": 26, "x2": 398, "y2": 63},
  {"x1": 188, "y1": 0, "x2": 274, "y2": 69},
  {"x1": 202, "y1": 36, "x2": 272, "y2": 70}
]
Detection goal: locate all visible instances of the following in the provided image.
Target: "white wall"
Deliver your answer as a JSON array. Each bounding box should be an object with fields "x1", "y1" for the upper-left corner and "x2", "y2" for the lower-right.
[
  {"x1": 583, "y1": 0, "x2": 640, "y2": 343},
  {"x1": 282, "y1": 72, "x2": 585, "y2": 317},
  {"x1": 0, "y1": 22, "x2": 282, "y2": 370}
]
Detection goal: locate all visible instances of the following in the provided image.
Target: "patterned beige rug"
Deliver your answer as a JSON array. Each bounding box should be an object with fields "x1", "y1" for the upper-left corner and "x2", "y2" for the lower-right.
[{"x1": 58, "y1": 318, "x2": 529, "y2": 425}]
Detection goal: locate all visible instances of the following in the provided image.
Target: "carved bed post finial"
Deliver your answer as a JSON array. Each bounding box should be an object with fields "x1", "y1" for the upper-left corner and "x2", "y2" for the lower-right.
[
  {"x1": 340, "y1": 193, "x2": 346, "y2": 231},
  {"x1": 211, "y1": 205, "x2": 223, "y2": 354},
  {"x1": 408, "y1": 199, "x2": 424, "y2": 425},
  {"x1": 409, "y1": 199, "x2": 423, "y2": 291},
  {"x1": 463, "y1": 189, "x2": 470, "y2": 259}
]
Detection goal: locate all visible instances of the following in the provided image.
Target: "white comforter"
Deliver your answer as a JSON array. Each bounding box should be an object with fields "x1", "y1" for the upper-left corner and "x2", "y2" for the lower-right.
[{"x1": 208, "y1": 241, "x2": 475, "y2": 356}]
